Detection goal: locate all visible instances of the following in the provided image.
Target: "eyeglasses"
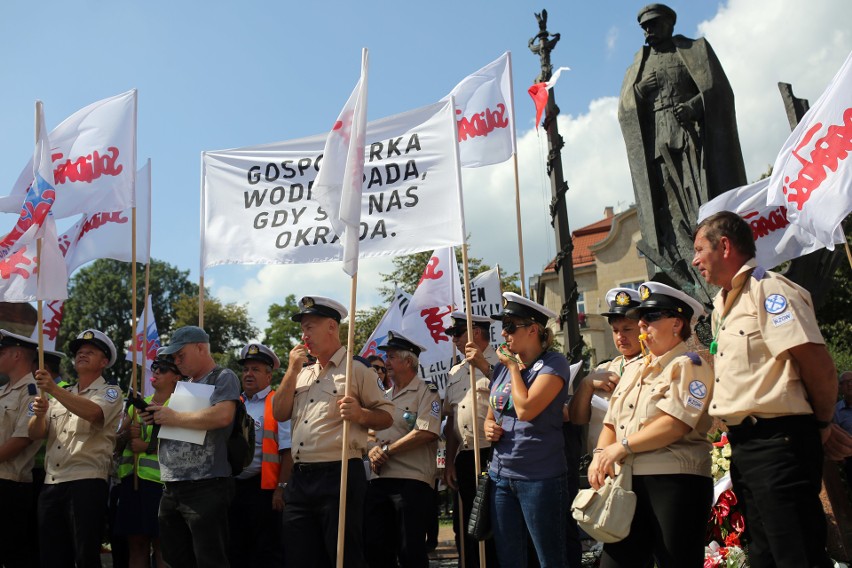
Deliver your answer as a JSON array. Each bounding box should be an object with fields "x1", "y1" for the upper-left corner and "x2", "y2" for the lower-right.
[
  {"x1": 502, "y1": 320, "x2": 533, "y2": 334},
  {"x1": 371, "y1": 365, "x2": 386, "y2": 373},
  {"x1": 640, "y1": 310, "x2": 677, "y2": 323}
]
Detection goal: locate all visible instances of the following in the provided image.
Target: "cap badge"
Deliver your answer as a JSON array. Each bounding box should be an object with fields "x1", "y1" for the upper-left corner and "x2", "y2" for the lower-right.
[
  {"x1": 502, "y1": 297, "x2": 509, "y2": 307},
  {"x1": 639, "y1": 285, "x2": 651, "y2": 301},
  {"x1": 387, "y1": 331, "x2": 396, "y2": 341},
  {"x1": 615, "y1": 291, "x2": 631, "y2": 306},
  {"x1": 82, "y1": 331, "x2": 95, "y2": 340},
  {"x1": 248, "y1": 345, "x2": 260, "y2": 355},
  {"x1": 302, "y1": 297, "x2": 315, "y2": 308}
]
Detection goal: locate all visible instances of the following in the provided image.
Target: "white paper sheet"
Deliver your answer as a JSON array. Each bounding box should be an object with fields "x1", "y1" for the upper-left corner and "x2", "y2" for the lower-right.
[{"x1": 157, "y1": 382, "x2": 214, "y2": 445}]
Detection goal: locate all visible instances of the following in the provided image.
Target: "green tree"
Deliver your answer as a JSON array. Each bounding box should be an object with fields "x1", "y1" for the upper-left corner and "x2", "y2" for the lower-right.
[
  {"x1": 816, "y1": 237, "x2": 852, "y2": 374},
  {"x1": 172, "y1": 295, "x2": 258, "y2": 362},
  {"x1": 263, "y1": 294, "x2": 302, "y2": 372},
  {"x1": 59, "y1": 259, "x2": 198, "y2": 386}
]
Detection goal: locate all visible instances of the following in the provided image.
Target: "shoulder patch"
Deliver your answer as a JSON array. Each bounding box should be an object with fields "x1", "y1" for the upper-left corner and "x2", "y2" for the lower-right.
[
  {"x1": 688, "y1": 380, "x2": 708, "y2": 399},
  {"x1": 685, "y1": 352, "x2": 702, "y2": 366},
  {"x1": 430, "y1": 400, "x2": 441, "y2": 418},
  {"x1": 764, "y1": 294, "x2": 788, "y2": 314},
  {"x1": 377, "y1": 377, "x2": 385, "y2": 392},
  {"x1": 752, "y1": 266, "x2": 766, "y2": 281},
  {"x1": 532, "y1": 360, "x2": 544, "y2": 372},
  {"x1": 27, "y1": 401, "x2": 35, "y2": 417},
  {"x1": 105, "y1": 387, "x2": 120, "y2": 403},
  {"x1": 427, "y1": 383, "x2": 438, "y2": 392}
]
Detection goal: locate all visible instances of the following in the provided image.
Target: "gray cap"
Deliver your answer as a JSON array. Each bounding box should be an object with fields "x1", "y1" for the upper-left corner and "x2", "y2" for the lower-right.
[
  {"x1": 637, "y1": 3, "x2": 676, "y2": 25},
  {"x1": 160, "y1": 326, "x2": 209, "y2": 355}
]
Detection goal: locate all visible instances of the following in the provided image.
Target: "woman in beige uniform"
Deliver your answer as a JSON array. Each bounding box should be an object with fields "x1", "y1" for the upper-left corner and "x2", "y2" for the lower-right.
[{"x1": 588, "y1": 282, "x2": 714, "y2": 568}]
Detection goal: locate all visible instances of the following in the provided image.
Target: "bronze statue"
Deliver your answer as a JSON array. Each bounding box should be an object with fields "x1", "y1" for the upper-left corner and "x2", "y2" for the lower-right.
[
  {"x1": 529, "y1": 10, "x2": 561, "y2": 83},
  {"x1": 618, "y1": 3, "x2": 747, "y2": 305}
]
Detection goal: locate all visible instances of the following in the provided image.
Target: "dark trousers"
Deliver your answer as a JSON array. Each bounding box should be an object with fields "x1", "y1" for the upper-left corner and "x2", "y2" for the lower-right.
[
  {"x1": 452, "y1": 449, "x2": 497, "y2": 568},
  {"x1": 228, "y1": 474, "x2": 283, "y2": 567},
  {"x1": 282, "y1": 458, "x2": 367, "y2": 568},
  {"x1": 365, "y1": 477, "x2": 433, "y2": 568},
  {"x1": 727, "y1": 415, "x2": 833, "y2": 568},
  {"x1": 600, "y1": 474, "x2": 712, "y2": 568},
  {"x1": 38, "y1": 478, "x2": 109, "y2": 568},
  {"x1": 159, "y1": 477, "x2": 235, "y2": 568},
  {"x1": 0, "y1": 479, "x2": 34, "y2": 568}
]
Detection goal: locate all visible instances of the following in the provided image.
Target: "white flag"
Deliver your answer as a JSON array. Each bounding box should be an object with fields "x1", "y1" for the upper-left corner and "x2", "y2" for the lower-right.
[
  {"x1": 30, "y1": 300, "x2": 64, "y2": 351},
  {"x1": 444, "y1": 52, "x2": 516, "y2": 168},
  {"x1": 360, "y1": 287, "x2": 412, "y2": 358},
  {"x1": 402, "y1": 248, "x2": 464, "y2": 395},
  {"x1": 699, "y1": 178, "x2": 845, "y2": 269},
  {"x1": 61, "y1": 160, "x2": 152, "y2": 274},
  {"x1": 0, "y1": 90, "x2": 137, "y2": 219},
  {"x1": 0, "y1": 214, "x2": 68, "y2": 302},
  {"x1": 313, "y1": 50, "x2": 369, "y2": 276},
  {"x1": 201, "y1": 100, "x2": 463, "y2": 269},
  {"x1": 125, "y1": 295, "x2": 161, "y2": 398},
  {"x1": 767, "y1": 50, "x2": 852, "y2": 248}
]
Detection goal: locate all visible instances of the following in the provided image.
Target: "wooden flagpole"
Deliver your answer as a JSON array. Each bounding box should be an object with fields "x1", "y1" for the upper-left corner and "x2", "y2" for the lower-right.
[
  {"x1": 34, "y1": 102, "x2": 45, "y2": 392},
  {"x1": 512, "y1": 154, "x2": 527, "y2": 297},
  {"x1": 506, "y1": 52, "x2": 527, "y2": 297},
  {"x1": 198, "y1": 275, "x2": 205, "y2": 328},
  {"x1": 336, "y1": 274, "x2": 358, "y2": 568},
  {"x1": 131, "y1": 208, "x2": 138, "y2": 396},
  {"x1": 844, "y1": 238, "x2": 852, "y2": 270},
  {"x1": 460, "y1": 243, "x2": 487, "y2": 568}
]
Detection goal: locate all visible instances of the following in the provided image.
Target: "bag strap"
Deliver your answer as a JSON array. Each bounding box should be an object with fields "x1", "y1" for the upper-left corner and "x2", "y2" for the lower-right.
[{"x1": 613, "y1": 454, "x2": 635, "y2": 492}]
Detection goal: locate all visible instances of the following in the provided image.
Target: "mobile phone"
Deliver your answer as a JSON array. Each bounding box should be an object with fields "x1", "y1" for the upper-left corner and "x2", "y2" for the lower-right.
[{"x1": 127, "y1": 388, "x2": 149, "y2": 411}]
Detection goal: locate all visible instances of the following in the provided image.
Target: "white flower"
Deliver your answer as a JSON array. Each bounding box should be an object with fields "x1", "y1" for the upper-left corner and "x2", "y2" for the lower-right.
[{"x1": 721, "y1": 445, "x2": 732, "y2": 457}]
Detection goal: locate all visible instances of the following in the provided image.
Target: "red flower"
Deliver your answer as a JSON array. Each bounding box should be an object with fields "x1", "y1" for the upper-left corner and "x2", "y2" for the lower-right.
[
  {"x1": 730, "y1": 511, "x2": 745, "y2": 533},
  {"x1": 712, "y1": 433, "x2": 729, "y2": 448},
  {"x1": 718, "y1": 489, "x2": 737, "y2": 507},
  {"x1": 724, "y1": 531, "x2": 741, "y2": 547}
]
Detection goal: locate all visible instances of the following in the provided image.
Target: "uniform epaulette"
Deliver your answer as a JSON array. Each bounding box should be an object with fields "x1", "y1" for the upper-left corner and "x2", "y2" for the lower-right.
[
  {"x1": 426, "y1": 382, "x2": 439, "y2": 392},
  {"x1": 685, "y1": 352, "x2": 702, "y2": 366},
  {"x1": 752, "y1": 266, "x2": 766, "y2": 281}
]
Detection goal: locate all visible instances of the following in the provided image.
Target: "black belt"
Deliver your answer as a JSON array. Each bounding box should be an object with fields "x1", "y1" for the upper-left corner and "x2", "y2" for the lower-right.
[
  {"x1": 293, "y1": 458, "x2": 360, "y2": 473},
  {"x1": 164, "y1": 476, "x2": 230, "y2": 487},
  {"x1": 728, "y1": 414, "x2": 815, "y2": 433}
]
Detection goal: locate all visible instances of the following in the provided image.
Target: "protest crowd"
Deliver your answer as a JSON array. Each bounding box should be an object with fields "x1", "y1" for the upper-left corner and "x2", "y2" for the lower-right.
[{"x1": 0, "y1": 208, "x2": 849, "y2": 568}]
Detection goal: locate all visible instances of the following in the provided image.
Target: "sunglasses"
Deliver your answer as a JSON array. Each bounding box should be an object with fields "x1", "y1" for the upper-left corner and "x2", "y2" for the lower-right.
[
  {"x1": 444, "y1": 327, "x2": 465, "y2": 338},
  {"x1": 640, "y1": 310, "x2": 677, "y2": 323},
  {"x1": 151, "y1": 362, "x2": 178, "y2": 374},
  {"x1": 502, "y1": 320, "x2": 533, "y2": 334},
  {"x1": 371, "y1": 365, "x2": 386, "y2": 373}
]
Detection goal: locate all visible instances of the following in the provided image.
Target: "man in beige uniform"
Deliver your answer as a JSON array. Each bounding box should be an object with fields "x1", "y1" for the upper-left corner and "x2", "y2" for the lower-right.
[
  {"x1": 442, "y1": 311, "x2": 498, "y2": 567},
  {"x1": 693, "y1": 211, "x2": 840, "y2": 568},
  {"x1": 272, "y1": 296, "x2": 393, "y2": 568},
  {"x1": 0, "y1": 330, "x2": 41, "y2": 567},
  {"x1": 29, "y1": 329, "x2": 123, "y2": 567},
  {"x1": 366, "y1": 330, "x2": 440, "y2": 568}
]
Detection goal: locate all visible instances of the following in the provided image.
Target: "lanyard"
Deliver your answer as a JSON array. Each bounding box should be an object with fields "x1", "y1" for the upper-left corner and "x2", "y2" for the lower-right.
[
  {"x1": 710, "y1": 271, "x2": 751, "y2": 355},
  {"x1": 618, "y1": 354, "x2": 641, "y2": 377}
]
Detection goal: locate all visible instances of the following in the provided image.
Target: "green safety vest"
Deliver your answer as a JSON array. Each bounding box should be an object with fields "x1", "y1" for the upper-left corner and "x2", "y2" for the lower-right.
[{"x1": 117, "y1": 395, "x2": 165, "y2": 483}]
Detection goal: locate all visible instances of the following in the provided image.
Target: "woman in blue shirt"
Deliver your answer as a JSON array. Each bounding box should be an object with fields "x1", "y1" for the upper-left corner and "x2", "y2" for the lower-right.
[{"x1": 484, "y1": 292, "x2": 572, "y2": 567}]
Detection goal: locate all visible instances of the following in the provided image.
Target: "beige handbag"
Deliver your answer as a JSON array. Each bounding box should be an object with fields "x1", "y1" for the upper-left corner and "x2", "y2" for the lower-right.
[{"x1": 571, "y1": 457, "x2": 636, "y2": 543}]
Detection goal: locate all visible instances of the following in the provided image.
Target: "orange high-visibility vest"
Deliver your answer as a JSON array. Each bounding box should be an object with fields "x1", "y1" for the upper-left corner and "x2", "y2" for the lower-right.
[{"x1": 260, "y1": 391, "x2": 281, "y2": 489}]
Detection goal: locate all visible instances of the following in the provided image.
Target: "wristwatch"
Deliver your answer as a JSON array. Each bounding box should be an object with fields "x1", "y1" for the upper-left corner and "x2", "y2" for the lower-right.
[
  {"x1": 621, "y1": 437, "x2": 633, "y2": 455},
  {"x1": 381, "y1": 443, "x2": 390, "y2": 456},
  {"x1": 277, "y1": 482, "x2": 287, "y2": 490}
]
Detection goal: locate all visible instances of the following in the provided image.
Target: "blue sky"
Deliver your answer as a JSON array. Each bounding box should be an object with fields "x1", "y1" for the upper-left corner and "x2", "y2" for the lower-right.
[{"x1": 1, "y1": 0, "x2": 850, "y2": 335}]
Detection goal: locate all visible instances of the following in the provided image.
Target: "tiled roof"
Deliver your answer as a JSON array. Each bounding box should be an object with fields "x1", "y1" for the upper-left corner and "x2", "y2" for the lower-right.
[{"x1": 543, "y1": 215, "x2": 614, "y2": 271}]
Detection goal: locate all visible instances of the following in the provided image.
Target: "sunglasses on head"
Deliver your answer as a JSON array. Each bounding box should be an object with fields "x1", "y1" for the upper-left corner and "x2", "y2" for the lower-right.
[
  {"x1": 371, "y1": 364, "x2": 386, "y2": 373},
  {"x1": 640, "y1": 310, "x2": 677, "y2": 323},
  {"x1": 502, "y1": 320, "x2": 533, "y2": 334}
]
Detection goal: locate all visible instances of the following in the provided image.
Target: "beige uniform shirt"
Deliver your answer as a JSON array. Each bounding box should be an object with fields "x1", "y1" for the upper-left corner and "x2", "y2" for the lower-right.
[
  {"x1": 709, "y1": 260, "x2": 824, "y2": 425},
  {"x1": 586, "y1": 355, "x2": 642, "y2": 451},
  {"x1": 0, "y1": 373, "x2": 39, "y2": 482},
  {"x1": 605, "y1": 342, "x2": 713, "y2": 477},
  {"x1": 373, "y1": 378, "x2": 441, "y2": 486},
  {"x1": 442, "y1": 345, "x2": 499, "y2": 456},
  {"x1": 44, "y1": 377, "x2": 123, "y2": 484},
  {"x1": 291, "y1": 347, "x2": 394, "y2": 463}
]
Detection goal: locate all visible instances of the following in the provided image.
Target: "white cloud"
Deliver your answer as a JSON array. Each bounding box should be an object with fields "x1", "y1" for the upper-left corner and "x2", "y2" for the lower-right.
[{"x1": 606, "y1": 26, "x2": 619, "y2": 56}]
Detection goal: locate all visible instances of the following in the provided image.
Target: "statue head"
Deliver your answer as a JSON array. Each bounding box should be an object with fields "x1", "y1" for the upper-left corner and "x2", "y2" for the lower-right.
[{"x1": 637, "y1": 3, "x2": 676, "y2": 46}]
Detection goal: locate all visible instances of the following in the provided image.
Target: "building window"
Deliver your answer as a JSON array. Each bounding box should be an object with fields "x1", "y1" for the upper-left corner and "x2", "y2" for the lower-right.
[
  {"x1": 619, "y1": 281, "x2": 643, "y2": 291},
  {"x1": 577, "y1": 292, "x2": 587, "y2": 328}
]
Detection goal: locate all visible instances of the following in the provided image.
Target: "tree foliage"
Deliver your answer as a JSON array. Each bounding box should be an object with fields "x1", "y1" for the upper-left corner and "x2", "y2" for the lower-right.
[
  {"x1": 59, "y1": 259, "x2": 198, "y2": 386},
  {"x1": 262, "y1": 294, "x2": 302, "y2": 373},
  {"x1": 817, "y1": 239, "x2": 852, "y2": 374},
  {"x1": 172, "y1": 295, "x2": 257, "y2": 360}
]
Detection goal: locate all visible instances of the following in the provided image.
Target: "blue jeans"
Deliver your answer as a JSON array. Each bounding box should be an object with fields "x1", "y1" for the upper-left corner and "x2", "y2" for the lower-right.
[{"x1": 489, "y1": 471, "x2": 568, "y2": 568}]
